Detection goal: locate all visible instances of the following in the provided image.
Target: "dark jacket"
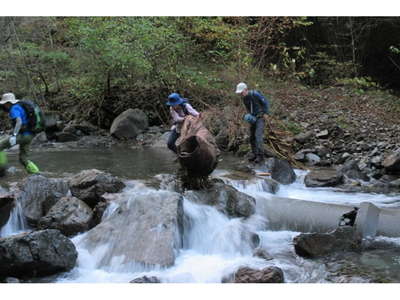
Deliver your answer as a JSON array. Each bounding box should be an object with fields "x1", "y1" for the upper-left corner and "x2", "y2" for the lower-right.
[{"x1": 243, "y1": 90, "x2": 270, "y2": 117}]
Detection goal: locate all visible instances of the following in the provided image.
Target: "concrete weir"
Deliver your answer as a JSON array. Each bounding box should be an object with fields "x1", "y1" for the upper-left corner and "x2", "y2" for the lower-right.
[{"x1": 257, "y1": 196, "x2": 400, "y2": 237}]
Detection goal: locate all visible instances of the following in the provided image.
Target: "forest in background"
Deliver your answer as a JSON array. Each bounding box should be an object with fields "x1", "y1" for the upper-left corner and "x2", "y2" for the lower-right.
[{"x1": 1, "y1": 16, "x2": 400, "y2": 129}]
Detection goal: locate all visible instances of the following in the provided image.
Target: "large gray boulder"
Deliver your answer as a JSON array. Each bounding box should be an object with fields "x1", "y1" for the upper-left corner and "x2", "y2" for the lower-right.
[
  {"x1": 79, "y1": 190, "x2": 183, "y2": 268},
  {"x1": 0, "y1": 229, "x2": 77, "y2": 278},
  {"x1": 184, "y1": 181, "x2": 256, "y2": 218},
  {"x1": 17, "y1": 175, "x2": 69, "y2": 226},
  {"x1": 38, "y1": 196, "x2": 93, "y2": 236},
  {"x1": 304, "y1": 169, "x2": 344, "y2": 188},
  {"x1": 69, "y1": 169, "x2": 125, "y2": 207},
  {"x1": 223, "y1": 266, "x2": 284, "y2": 283},
  {"x1": 383, "y1": 149, "x2": 400, "y2": 173},
  {"x1": 0, "y1": 192, "x2": 14, "y2": 229},
  {"x1": 110, "y1": 108, "x2": 149, "y2": 139},
  {"x1": 293, "y1": 226, "x2": 361, "y2": 258},
  {"x1": 339, "y1": 160, "x2": 369, "y2": 182},
  {"x1": 265, "y1": 158, "x2": 296, "y2": 185}
]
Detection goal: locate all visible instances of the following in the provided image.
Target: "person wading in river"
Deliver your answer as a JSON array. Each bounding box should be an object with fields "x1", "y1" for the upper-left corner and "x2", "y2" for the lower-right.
[
  {"x1": 235, "y1": 82, "x2": 270, "y2": 164},
  {"x1": 166, "y1": 93, "x2": 200, "y2": 155},
  {"x1": 0, "y1": 93, "x2": 40, "y2": 175}
]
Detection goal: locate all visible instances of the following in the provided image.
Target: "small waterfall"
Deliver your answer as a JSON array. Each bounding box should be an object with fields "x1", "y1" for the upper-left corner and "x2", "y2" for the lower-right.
[{"x1": 0, "y1": 200, "x2": 29, "y2": 238}]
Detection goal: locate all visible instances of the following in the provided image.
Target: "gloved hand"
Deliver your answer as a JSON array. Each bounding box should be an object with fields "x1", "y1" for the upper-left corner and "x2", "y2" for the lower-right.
[
  {"x1": 9, "y1": 135, "x2": 16, "y2": 146},
  {"x1": 243, "y1": 113, "x2": 257, "y2": 124}
]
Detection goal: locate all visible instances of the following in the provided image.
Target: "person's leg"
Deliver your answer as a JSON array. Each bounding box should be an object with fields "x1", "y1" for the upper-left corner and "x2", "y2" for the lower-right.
[
  {"x1": 17, "y1": 134, "x2": 39, "y2": 174},
  {"x1": 248, "y1": 124, "x2": 257, "y2": 161},
  {"x1": 167, "y1": 129, "x2": 179, "y2": 154},
  {"x1": 0, "y1": 136, "x2": 11, "y2": 174},
  {"x1": 254, "y1": 118, "x2": 265, "y2": 163}
]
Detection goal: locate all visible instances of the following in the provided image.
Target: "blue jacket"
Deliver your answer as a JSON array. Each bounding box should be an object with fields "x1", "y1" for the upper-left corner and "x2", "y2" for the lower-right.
[
  {"x1": 9, "y1": 104, "x2": 32, "y2": 136},
  {"x1": 243, "y1": 90, "x2": 270, "y2": 117}
]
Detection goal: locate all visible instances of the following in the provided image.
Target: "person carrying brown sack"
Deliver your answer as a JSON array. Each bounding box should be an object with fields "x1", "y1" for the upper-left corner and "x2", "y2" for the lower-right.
[{"x1": 166, "y1": 93, "x2": 200, "y2": 154}]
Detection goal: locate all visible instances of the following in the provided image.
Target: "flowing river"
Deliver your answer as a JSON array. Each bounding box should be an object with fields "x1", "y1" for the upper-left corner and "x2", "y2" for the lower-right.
[{"x1": 1, "y1": 146, "x2": 400, "y2": 283}]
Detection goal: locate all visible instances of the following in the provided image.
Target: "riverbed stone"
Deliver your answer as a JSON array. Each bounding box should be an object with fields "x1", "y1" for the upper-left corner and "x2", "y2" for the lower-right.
[
  {"x1": 304, "y1": 169, "x2": 344, "y2": 187},
  {"x1": 110, "y1": 108, "x2": 149, "y2": 139},
  {"x1": 293, "y1": 226, "x2": 361, "y2": 258},
  {"x1": 184, "y1": 181, "x2": 256, "y2": 218},
  {"x1": 305, "y1": 153, "x2": 321, "y2": 166},
  {"x1": 17, "y1": 175, "x2": 69, "y2": 226},
  {"x1": 0, "y1": 229, "x2": 77, "y2": 278},
  {"x1": 55, "y1": 132, "x2": 79, "y2": 142},
  {"x1": 260, "y1": 178, "x2": 280, "y2": 194},
  {"x1": 382, "y1": 149, "x2": 400, "y2": 173},
  {"x1": 38, "y1": 196, "x2": 93, "y2": 236},
  {"x1": 130, "y1": 276, "x2": 161, "y2": 283},
  {"x1": 0, "y1": 192, "x2": 14, "y2": 229},
  {"x1": 80, "y1": 190, "x2": 183, "y2": 268},
  {"x1": 223, "y1": 266, "x2": 284, "y2": 283},
  {"x1": 339, "y1": 160, "x2": 370, "y2": 182},
  {"x1": 294, "y1": 131, "x2": 314, "y2": 144},
  {"x1": 265, "y1": 158, "x2": 296, "y2": 185},
  {"x1": 69, "y1": 169, "x2": 125, "y2": 207}
]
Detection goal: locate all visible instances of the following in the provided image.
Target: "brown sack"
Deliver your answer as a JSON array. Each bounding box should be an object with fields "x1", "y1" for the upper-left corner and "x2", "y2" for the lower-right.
[{"x1": 176, "y1": 115, "x2": 221, "y2": 177}]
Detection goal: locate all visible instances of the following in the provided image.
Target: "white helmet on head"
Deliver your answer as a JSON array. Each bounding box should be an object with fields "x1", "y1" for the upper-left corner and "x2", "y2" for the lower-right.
[
  {"x1": 235, "y1": 82, "x2": 247, "y2": 94},
  {"x1": 0, "y1": 93, "x2": 19, "y2": 105}
]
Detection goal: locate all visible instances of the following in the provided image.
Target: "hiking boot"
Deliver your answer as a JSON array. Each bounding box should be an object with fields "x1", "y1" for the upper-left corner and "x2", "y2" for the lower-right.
[{"x1": 25, "y1": 161, "x2": 40, "y2": 174}]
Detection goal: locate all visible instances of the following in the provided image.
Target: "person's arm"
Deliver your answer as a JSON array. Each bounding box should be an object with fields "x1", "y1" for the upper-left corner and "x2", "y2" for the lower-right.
[
  {"x1": 185, "y1": 104, "x2": 200, "y2": 117},
  {"x1": 13, "y1": 117, "x2": 22, "y2": 136},
  {"x1": 254, "y1": 91, "x2": 270, "y2": 115},
  {"x1": 170, "y1": 107, "x2": 185, "y2": 124}
]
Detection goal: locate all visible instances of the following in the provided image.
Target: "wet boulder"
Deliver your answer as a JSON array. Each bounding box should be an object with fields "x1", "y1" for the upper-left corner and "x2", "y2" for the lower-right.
[
  {"x1": 38, "y1": 196, "x2": 93, "y2": 236},
  {"x1": 339, "y1": 160, "x2": 370, "y2": 182},
  {"x1": 383, "y1": 149, "x2": 400, "y2": 173},
  {"x1": 17, "y1": 175, "x2": 69, "y2": 226},
  {"x1": 130, "y1": 276, "x2": 161, "y2": 283},
  {"x1": 304, "y1": 169, "x2": 344, "y2": 188},
  {"x1": 69, "y1": 169, "x2": 125, "y2": 207},
  {"x1": 265, "y1": 158, "x2": 296, "y2": 185},
  {"x1": 55, "y1": 132, "x2": 79, "y2": 142},
  {"x1": 184, "y1": 181, "x2": 256, "y2": 218},
  {"x1": 293, "y1": 226, "x2": 361, "y2": 258},
  {"x1": 110, "y1": 108, "x2": 149, "y2": 139},
  {"x1": 0, "y1": 229, "x2": 77, "y2": 278},
  {"x1": 79, "y1": 190, "x2": 183, "y2": 268},
  {"x1": 63, "y1": 121, "x2": 99, "y2": 136},
  {"x1": 223, "y1": 266, "x2": 284, "y2": 283},
  {"x1": 0, "y1": 192, "x2": 14, "y2": 228},
  {"x1": 253, "y1": 247, "x2": 273, "y2": 261},
  {"x1": 31, "y1": 131, "x2": 48, "y2": 146},
  {"x1": 150, "y1": 132, "x2": 171, "y2": 148}
]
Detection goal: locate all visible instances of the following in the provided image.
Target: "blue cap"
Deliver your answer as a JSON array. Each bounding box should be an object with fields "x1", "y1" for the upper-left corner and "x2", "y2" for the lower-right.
[{"x1": 166, "y1": 93, "x2": 186, "y2": 106}]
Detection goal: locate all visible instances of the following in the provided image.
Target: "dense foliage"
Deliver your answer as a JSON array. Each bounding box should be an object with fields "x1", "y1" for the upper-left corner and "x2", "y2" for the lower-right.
[{"x1": 0, "y1": 17, "x2": 399, "y2": 128}]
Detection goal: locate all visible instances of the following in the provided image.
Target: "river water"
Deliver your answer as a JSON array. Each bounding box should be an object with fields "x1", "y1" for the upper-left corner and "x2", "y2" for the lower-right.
[{"x1": 1, "y1": 146, "x2": 400, "y2": 283}]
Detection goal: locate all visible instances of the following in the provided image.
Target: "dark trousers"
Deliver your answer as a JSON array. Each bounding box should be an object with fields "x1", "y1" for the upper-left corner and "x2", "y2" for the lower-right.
[
  {"x1": 167, "y1": 129, "x2": 180, "y2": 154},
  {"x1": 249, "y1": 118, "x2": 265, "y2": 156}
]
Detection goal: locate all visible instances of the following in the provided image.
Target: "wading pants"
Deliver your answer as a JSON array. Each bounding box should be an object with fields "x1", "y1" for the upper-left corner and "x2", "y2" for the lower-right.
[
  {"x1": 0, "y1": 134, "x2": 34, "y2": 167},
  {"x1": 167, "y1": 129, "x2": 180, "y2": 154},
  {"x1": 249, "y1": 117, "x2": 265, "y2": 156}
]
